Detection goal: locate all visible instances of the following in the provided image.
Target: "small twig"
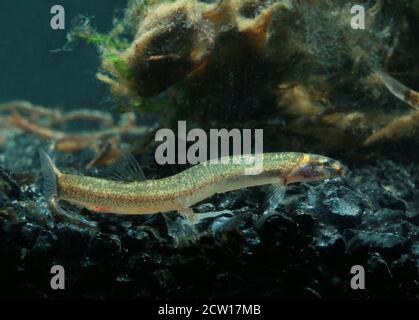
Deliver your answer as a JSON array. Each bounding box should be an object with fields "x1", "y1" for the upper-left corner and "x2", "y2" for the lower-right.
[
  {"x1": 0, "y1": 100, "x2": 115, "y2": 127},
  {"x1": 8, "y1": 113, "x2": 65, "y2": 140},
  {"x1": 0, "y1": 100, "x2": 155, "y2": 167}
]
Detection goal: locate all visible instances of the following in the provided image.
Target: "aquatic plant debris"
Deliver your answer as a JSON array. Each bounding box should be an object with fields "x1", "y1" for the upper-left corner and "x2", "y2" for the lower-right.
[
  {"x1": 0, "y1": 100, "x2": 155, "y2": 165},
  {"x1": 361, "y1": 73, "x2": 419, "y2": 146},
  {"x1": 376, "y1": 72, "x2": 419, "y2": 110},
  {"x1": 74, "y1": 0, "x2": 418, "y2": 154}
]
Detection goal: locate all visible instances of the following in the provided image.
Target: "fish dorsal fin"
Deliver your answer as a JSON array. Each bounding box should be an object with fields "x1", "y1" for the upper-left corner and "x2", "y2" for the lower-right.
[
  {"x1": 106, "y1": 155, "x2": 146, "y2": 182},
  {"x1": 262, "y1": 183, "x2": 286, "y2": 214}
]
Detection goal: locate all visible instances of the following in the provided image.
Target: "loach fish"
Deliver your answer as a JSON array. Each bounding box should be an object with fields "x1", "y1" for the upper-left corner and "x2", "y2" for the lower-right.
[{"x1": 39, "y1": 150, "x2": 346, "y2": 221}]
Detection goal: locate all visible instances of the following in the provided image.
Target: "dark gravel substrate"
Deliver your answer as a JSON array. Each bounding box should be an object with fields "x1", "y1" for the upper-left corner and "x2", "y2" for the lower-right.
[{"x1": 0, "y1": 134, "x2": 417, "y2": 300}]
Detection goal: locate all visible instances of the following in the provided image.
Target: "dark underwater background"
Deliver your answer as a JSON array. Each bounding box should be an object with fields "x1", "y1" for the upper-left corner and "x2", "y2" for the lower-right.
[
  {"x1": 0, "y1": 0, "x2": 126, "y2": 109},
  {"x1": 0, "y1": 0, "x2": 418, "y2": 300}
]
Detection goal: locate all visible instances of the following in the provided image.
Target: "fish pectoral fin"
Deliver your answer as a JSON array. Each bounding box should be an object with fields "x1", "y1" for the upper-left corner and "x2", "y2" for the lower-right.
[
  {"x1": 48, "y1": 197, "x2": 98, "y2": 229},
  {"x1": 48, "y1": 196, "x2": 65, "y2": 216},
  {"x1": 178, "y1": 207, "x2": 197, "y2": 223},
  {"x1": 197, "y1": 210, "x2": 234, "y2": 221},
  {"x1": 105, "y1": 154, "x2": 146, "y2": 182},
  {"x1": 262, "y1": 183, "x2": 286, "y2": 214}
]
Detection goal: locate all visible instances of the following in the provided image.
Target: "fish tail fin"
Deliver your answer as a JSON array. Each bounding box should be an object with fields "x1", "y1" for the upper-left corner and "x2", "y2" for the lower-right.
[
  {"x1": 39, "y1": 149, "x2": 61, "y2": 200},
  {"x1": 376, "y1": 71, "x2": 419, "y2": 110}
]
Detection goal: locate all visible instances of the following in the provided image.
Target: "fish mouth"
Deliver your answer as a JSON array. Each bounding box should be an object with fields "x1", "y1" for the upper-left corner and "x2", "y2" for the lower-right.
[
  {"x1": 321, "y1": 159, "x2": 348, "y2": 178},
  {"x1": 330, "y1": 163, "x2": 348, "y2": 177}
]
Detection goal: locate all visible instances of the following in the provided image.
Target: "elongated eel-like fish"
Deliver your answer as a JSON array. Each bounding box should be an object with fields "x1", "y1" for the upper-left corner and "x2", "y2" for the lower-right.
[{"x1": 39, "y1": 150, "x2": 346, "y2": 219}]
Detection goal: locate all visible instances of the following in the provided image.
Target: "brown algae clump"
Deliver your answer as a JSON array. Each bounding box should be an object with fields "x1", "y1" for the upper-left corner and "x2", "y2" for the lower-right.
[
  {"x1": 94, "y1": 0, "x2": 216, "y2": 98},
  {"x1": 117, "y1": 0, "x2": 215, "y2": 97},
  {"x1": 98, "y1": 0, "x2": 289, "y2": 103},
  {"x1": 86, "y1": 0, "x2": 418, "y2": 153}
]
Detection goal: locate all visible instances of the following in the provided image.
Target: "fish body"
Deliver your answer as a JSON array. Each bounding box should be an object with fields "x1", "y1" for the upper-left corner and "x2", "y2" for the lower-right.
[{"x1": 39, "y1": 151, "x2": 346, "y2": 217}]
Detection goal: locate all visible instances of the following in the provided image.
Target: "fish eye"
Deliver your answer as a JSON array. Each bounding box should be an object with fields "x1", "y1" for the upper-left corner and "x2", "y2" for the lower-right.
[
  {"x1": 321, "y1": 159, "x2": 333, "y2": 166},
  {"x1": 298, "y1": 164, "x2": 319, "y2": 178}
]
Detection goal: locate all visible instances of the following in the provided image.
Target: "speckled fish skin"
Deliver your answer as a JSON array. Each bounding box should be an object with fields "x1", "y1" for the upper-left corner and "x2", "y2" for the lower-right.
[{"x1": 56, "y1": 152, "x2": 346, "y2": 215}]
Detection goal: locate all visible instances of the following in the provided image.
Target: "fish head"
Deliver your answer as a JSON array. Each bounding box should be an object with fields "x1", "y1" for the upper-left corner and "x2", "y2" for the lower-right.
[{"x1": 286, "y1": 154, "x2": 347, "y2": 184}]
